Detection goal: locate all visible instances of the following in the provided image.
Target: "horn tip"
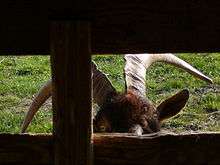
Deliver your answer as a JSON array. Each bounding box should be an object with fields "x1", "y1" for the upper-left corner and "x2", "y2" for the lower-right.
[{"x1": 205, "y1": 77, "x2": 213, "y2": 84}]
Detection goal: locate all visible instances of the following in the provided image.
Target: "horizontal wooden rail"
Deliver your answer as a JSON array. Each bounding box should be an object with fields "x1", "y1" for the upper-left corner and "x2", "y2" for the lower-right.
[
  {"x1": 94, "y1": 132, "x2": 220, "y2": 165},
  {"x1": 0, "y1": 132, "x2": 220, "y2": 165},
  {"x1": 0, "y1": 134, "x2": 53, "y2": 165},
  {"x1": 1, "y1": 1, "x2": 220, "y2": 54}
]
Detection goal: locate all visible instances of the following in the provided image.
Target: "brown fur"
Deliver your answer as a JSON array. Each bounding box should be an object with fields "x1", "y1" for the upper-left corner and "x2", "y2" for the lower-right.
[
  {"x1": 94, "y1": 90, "x2": 160, "y2": 133},
  {"x1": 94, "y1": 89, "x2": 189, "y2": 134}
]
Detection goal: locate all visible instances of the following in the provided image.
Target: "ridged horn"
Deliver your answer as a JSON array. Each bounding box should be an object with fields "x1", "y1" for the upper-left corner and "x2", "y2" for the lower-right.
[
  {"x1": 92, "y1": 62, "x2": 116, "y2": 106},
  {"x1": 21, "y1": 61, "x2": 116, "y2": 133},
  {"x1": 124, "y1": 53, "x2": 213, "y2": 97}
]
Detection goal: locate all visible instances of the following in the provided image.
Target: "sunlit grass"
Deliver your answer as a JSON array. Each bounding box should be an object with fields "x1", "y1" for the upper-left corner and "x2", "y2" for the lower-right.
[{"x1": 0, "y1": 54, "x2": 219, "y2": 133}]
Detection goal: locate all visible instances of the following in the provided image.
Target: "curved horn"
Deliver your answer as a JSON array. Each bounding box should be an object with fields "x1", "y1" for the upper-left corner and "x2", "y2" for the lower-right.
[
  {"x1": 21, "y1": 62, "x2": 116, "y2": 133},
  {"x1": 124, "y1": 53, "x2": 213, "y2": 97},
  {"x1": 92, "y1": 62, "x2": 116, "y2": 106},
  {"x1": 21, "y1": 79, "x2": 52, "y2": 133}
]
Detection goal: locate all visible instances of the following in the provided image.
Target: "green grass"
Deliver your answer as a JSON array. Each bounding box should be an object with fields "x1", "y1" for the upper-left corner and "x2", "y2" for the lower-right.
[
  {"x1": 0, "y1": 54, "x2": 219, "y2": 133},
  {"x1": 0, "y1": 56, "x2": 52, "y2": 133}
]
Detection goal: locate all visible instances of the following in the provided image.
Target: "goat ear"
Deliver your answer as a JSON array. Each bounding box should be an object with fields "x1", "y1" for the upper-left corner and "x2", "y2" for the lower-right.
[{"x1": 157, "y1": 89, "x2": 189, "y2": 121}]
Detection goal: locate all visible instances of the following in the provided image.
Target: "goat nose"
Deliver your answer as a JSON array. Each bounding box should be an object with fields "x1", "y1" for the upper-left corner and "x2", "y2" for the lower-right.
[{"x1": 129, "y1": 124, "x2": 143, "y2": 136}]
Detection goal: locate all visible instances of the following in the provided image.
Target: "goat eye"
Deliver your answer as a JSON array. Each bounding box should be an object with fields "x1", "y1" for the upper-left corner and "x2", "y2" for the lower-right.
[{"x1": 99, "y1": 125, "x2": 106, "y2": 132}]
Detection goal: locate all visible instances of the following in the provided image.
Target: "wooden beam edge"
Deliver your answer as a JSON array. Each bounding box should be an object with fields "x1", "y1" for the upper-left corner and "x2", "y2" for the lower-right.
[
  {"x1": 0, "y1": 132, "x2": 220, "y2": 164},
  {"x1": 0, "y1": 134, "x2": 53, "y2": 165}
]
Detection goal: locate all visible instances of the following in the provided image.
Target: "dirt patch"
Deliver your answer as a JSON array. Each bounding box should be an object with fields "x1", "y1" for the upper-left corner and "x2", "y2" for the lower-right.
[{"x1": 193, "y1": 84, "x2": 220, "y2": 95}]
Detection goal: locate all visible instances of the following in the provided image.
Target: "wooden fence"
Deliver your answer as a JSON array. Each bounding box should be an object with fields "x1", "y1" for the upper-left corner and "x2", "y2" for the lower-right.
[{"x1": 0, "y1": 1, "x2": 220, "y2": 165}]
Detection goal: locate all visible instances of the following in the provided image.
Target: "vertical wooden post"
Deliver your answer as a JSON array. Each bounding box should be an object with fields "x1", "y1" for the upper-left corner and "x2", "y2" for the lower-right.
[{"x1": 50, "y1": 21, "x2": 91, "y2": 165}]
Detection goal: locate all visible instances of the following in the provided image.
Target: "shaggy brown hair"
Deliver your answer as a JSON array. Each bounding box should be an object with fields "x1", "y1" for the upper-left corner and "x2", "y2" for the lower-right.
[{"x1": 94, "y1": 90, "x2": 160, "y2": 133}]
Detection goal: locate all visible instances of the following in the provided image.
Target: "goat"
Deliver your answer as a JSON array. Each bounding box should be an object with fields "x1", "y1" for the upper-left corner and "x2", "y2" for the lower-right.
[{"x1": 21, "y1": 54, "x2": 212, "y2": 135}]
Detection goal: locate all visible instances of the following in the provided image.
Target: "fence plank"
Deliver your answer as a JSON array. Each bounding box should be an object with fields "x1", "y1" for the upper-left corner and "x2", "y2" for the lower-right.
[
  {"x1": 0, "y1": 134, "x2": 53, "y2": 165},
  {"x1": 50, "y1": 21, "x2": 92, "y2": 165},
  {"x1": 0, "y1": 133, "x2": 220, "y2": 164},
  {"x1": 1, "y1": 1, "x2": 220, "y2": 54},
  {"x1": 93, "y1": 132, "x2": 220, "y2": 165}
]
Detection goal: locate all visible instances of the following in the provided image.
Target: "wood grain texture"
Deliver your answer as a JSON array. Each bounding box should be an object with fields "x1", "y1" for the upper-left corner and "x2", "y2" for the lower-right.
[
  {"x1": 50, "y1": 21, "x2": 92, "y2": 165},
  {"x1": 0, "y1": 133, "x2": 220, "y2": 165},
  {"x1": 0, "y1": 134, "x2": 53, "y2": 165},
  {"x1": 93, "y1": 132, "x2": 220, "y2": 165},
  {"x1": 92, "y1": 0, "x2": 220, "y2": 54},
  {"x1": 1, "y1": 1, "x2": 220, "y2": 54}
]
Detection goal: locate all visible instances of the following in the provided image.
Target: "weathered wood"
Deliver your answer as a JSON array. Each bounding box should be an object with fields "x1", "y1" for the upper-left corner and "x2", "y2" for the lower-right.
[
  {"x1": 92, "y1": 0, "x2": 220, "y2": 54},
  {"x1": 0, "y1": 133, "x2": 220, "y2": 165},
  {"x1": 0, "y1": 134, "x2": 53, "y2": 165},
  {"x1": 50, "y1": 21, "x2": 92, "y2": 165},
  {"x1": 93, "y1": 132, "x2": 220, "y2": 165},
  {"x1": 1, "y1": 1, "x2": 220, "y2": 54}
]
